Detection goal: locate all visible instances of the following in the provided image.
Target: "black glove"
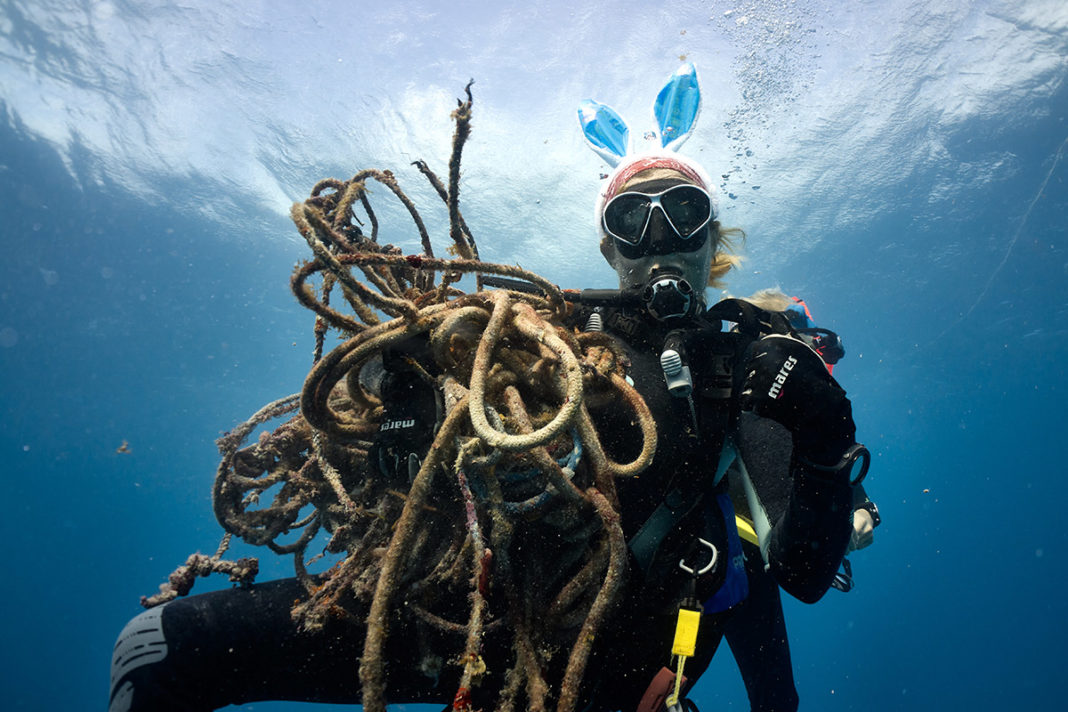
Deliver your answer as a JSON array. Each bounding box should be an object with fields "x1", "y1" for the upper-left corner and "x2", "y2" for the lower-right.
[
  {"x1": 739, "y1": 334, "x2": 855, "y2": 467},
  {"x1": 368, "y1": 339, "x2": 439, "y2": 483}
]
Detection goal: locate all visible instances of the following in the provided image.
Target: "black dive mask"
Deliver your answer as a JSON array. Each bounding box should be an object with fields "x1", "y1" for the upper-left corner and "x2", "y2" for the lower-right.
[{"x1": 603, "y1": 184, "x2": 714, "y2": 257}]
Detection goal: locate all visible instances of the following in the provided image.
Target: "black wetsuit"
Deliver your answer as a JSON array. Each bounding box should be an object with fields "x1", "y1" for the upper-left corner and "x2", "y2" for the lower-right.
[
  {"x1": 723, "y1": 400, "x2": 878, "y2": 712},
  {"x1": 109, "y1": 303, "x2": 856, "y2": 712},
  {"x1": 724, "y1": 541, "x2": 799, "y2": 712}
]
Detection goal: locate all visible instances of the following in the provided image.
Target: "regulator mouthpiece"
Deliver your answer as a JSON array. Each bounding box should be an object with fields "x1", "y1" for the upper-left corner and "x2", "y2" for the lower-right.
[{"x1": 643, "y1": 273, "x2": 695, "y2": 321}]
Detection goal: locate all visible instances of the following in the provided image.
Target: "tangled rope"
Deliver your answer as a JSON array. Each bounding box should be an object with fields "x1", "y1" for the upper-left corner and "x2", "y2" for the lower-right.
[{"x1": 144, "y1": 82, "x2": 658, "y2": 712}]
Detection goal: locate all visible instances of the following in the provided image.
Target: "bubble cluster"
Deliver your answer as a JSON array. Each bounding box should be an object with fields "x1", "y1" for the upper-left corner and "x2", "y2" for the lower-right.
[{"x1": 710, "y1": 1, "x2": 824, "y2": 197}]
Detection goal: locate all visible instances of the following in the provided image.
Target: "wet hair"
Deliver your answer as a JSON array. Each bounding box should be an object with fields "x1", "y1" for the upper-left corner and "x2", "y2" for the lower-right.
[
  {"x1": 737, "y1": 286, "x2": 792, "y2": 311},
  {"x1": 708, "y1": 223, "x2": 744, "y2": 289}
]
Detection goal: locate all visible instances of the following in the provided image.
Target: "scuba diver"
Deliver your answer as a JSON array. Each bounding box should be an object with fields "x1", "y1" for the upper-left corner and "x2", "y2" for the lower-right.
[
  {"x1": 571, "y1": 67, "x2": 867, "y2": 710},
  {"x1": 721, "y1": 291, "x2": 882, "y2": 712},
  {"x1": 108, "y1": 64, "x2": 869, "y2": 712}
]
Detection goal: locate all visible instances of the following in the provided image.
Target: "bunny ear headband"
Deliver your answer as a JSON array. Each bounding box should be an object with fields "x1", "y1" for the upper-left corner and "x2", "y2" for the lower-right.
[
  {"x1": 579, "y1": 62, "x2": 701, "y2": 163},
  {"x1": 578, "y1": 63, "x2": 718, "y2": 220}
]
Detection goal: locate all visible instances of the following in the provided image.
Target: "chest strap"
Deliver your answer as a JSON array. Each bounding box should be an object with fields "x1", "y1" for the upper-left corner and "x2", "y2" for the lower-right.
[{"x1": 627, "y1": 446, "x2": 735, "y2": 578}]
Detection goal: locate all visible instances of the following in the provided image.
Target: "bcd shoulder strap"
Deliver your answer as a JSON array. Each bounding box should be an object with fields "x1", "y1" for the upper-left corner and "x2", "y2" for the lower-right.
[{"x1": 703, "y1": 298, "x2": 795, "y2": 338}]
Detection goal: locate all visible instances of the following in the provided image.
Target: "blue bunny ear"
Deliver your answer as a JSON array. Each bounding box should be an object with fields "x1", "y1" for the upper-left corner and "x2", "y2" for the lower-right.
[
  {"x1": 578, "y1": 99, "x2": 630, "y2": 166},
  {"x1": 653, "y1": 63, "x2": 701, "y2": 151}
]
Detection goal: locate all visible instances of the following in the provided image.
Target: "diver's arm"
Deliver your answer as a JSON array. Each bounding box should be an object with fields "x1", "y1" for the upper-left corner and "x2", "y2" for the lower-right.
[
  {"x1": 109, "y1": 578, "x2": 449, "y2": 712},
  {"x1": 738, "y1": 334, "x2": 858, "y2": 603}
]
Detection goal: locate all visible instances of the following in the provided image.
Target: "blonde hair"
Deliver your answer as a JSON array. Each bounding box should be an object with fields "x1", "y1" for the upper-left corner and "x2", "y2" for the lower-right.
[
  {"x1": 737, "y1": 286, "x2": 792, "y2": 311},
  {"x1": 708, "y1": 223, "x2": 745, "y2": 289}
]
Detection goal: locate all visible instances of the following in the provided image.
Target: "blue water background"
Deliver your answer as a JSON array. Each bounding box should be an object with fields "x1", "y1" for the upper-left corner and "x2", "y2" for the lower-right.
[{"x1": 2, "y1": 1, "x2": 1066, "y2": 710}]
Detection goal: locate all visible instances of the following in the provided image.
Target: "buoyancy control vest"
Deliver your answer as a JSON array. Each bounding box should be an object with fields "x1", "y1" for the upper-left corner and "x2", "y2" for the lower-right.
[{"x1": 584, "y1": 298, "x2": 797, "y2": 610}]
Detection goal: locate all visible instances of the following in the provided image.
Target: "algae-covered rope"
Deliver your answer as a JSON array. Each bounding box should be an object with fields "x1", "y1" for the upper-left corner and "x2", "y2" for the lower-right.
[
  {"x1": 145, "y1": 82, "x2": 661, "y2": 712},
  {"x1": 468, "y1": 292, "x2": 582, "y2": 452},
  {"x1": 359, "y1": 394, "x2": 471, "y2": 712}
]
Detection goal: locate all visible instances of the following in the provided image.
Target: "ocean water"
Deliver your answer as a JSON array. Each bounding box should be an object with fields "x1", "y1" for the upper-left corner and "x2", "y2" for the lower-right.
[{"x1": 1, "y1": 1, "x2": 1065, "y2": 710}]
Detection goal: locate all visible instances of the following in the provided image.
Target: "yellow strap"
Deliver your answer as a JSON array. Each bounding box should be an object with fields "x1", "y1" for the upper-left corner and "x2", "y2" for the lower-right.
[
  {"x1": 735, "y1": 515, "x2": 759, "y2": 546},
  {"x1": 665, "y1": 654, "x2": 687, "y2": 708}
]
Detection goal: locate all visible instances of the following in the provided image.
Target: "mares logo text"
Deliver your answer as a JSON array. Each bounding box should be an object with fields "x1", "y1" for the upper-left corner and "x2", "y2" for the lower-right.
[{"x1": 767, "y1": 355, "x2": 798, "y2": 399}]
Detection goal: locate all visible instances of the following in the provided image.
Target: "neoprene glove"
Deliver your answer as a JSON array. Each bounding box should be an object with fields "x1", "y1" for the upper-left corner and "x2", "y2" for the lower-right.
[
  {"x1": 739, "y1": 334, "x2": 856, "y2": 467},
  {"x1": 368, "y1": 339, "x2": 439, "y2": 483}
]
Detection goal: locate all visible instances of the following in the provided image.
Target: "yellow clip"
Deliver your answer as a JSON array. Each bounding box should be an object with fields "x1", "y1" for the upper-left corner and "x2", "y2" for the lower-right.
[
  {"x1": 667, "y1": 607, "x2": 701, "y2": 707},
  {"x1": 672, "y1": 607, "x2": 701, "y2": 657}
]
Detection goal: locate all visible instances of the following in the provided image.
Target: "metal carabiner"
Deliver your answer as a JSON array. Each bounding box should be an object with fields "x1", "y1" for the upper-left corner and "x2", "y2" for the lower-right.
[{"x1": 678, "y1": 538, "x2": 718, "y2": 576}]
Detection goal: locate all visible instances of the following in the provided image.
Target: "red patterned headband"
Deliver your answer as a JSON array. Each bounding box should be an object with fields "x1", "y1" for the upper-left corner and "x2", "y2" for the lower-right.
[{"x1": 605, "y1": 155, "x2": 709, "y2": 200}]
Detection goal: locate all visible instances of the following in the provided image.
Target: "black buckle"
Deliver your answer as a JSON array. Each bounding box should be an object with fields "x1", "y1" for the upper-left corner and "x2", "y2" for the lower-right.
[
  {"x1": 831, "y1": 558, "x2": 854, "y2": 593},
  {"x1": 799, "y1": 443, "x2": 870, "y2": 485}
]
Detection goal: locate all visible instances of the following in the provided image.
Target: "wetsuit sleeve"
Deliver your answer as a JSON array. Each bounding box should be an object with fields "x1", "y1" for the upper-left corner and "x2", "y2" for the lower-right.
[
  {"x1": 734, "y1": 413, "x2": 853, "y2": 604},
  {"x1": 108, "y1": 579, "x2": 451, "y2": 712},
  {"x1": 765, "y1": 459, "x2": 853, "y2": 603}
]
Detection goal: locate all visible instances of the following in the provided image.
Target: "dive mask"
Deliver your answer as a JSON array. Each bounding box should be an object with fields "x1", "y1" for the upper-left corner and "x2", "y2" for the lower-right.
[{"x1": 602, "y1": 184, "x2": 715, "y2": 253}]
